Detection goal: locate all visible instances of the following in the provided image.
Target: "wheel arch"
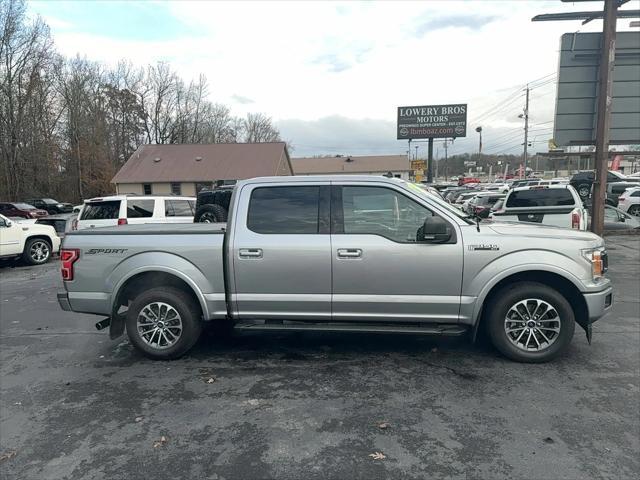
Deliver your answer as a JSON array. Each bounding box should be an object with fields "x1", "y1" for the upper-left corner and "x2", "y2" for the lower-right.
[
  {"x1": 112, "y1": 268, "x2": 207, "y2": 320},
  {"x1": 472, "y1": 270, "x2": 589, "y2": 342}
]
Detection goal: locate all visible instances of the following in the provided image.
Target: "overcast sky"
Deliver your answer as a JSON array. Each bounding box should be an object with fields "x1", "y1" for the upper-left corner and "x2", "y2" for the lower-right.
[{"x1": 28, "y1": 0, "x2": 637, "y2": 158}]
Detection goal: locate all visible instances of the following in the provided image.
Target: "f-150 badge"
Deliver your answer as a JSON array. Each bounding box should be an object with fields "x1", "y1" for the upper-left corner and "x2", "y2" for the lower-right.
[{"x1": 468, "y1": 244, "x2": 499, "y2": 251}]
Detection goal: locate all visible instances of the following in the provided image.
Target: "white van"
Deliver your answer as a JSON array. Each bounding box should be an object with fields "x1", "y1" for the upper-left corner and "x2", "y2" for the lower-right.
[{"x1": 76, "y1": 195, "x2": 196, "y2": 230}]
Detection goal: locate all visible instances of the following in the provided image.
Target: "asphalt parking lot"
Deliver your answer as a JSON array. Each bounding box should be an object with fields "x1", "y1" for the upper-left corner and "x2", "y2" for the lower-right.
[{"x1": 1, "y1": 235, "x2": 638, "y2": 480}]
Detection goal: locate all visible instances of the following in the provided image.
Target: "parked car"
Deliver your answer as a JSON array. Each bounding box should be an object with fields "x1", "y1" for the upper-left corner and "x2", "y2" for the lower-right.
[
  {"x1": 569, "y1": 170, "x2": 639, "y2": 200},
  {"x1": 76, "y1": 195, "x2": 196, "y2": 230},
  {"x1": 442, "y1": 187, "x2": 469, "y2": 203},
  {"x1": 26, "y1": 198, "x2": 73, "y2": 214},
  {"x1": 617, "y1": 187, "x2": 640, "y2": 216},
  {"x1": 587, "y1": 205, "x2": 640, "y2": 231},
  {"x1": 454, "y1": 191, "x2": 480, "y2": 209},
  {"x1": 0, "y1": 214, "x2": 60, "y2": 265},
  {"x1": 193, "y1": 185, "x2": 234, "y2": 223},
  {"x1": 36, "y1": 214, "x2": 77, "y2": 239},
  {"x1": 0, "y1": 202, "x2": 48, "y2": 219},
  {"x1": 490, "y1": 185, "x2": 588, "y2": 230},
  {"x1": 510, "y1": 179, "x2": 542, "y2": 189},
  {"x1": 58, "y1": 175, "x2": 612, "y2": 363},
  {"x1": 467, "y1": 193, "x2": 506, "y2": 218},
  {"x1": 457, "y1": 177, "x2": 481, "y2": 186},
  {"x1": 602, "y1": 182, "x2": 639, "y2": 207}
]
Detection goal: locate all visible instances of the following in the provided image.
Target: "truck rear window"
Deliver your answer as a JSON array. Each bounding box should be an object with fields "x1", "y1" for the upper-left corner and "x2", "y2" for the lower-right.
[
  {"x1": 80, "y1": 201, "x2": 121, "y2": 220},
  {"x1": 506, "y1": 189, "x2": 574, "y2": 208}
]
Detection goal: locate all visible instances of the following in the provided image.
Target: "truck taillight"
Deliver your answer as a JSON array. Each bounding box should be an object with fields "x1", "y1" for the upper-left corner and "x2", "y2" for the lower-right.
[
  {"x1": 61, "y1": 249, "x2": 80, "y2": 281},
  {"x1": 571, "y1": 210, "x2": 581, "y2": 229},
  {"x1": 117, "y1": 218, "x2": 128, "y2": 225}
]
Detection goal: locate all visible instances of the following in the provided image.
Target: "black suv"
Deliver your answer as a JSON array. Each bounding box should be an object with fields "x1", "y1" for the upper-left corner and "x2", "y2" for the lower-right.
[
  {"x1": 569, "y1": 171, "x2": 637, "y2": 200},
  {"x1": 26, "y1": 198, "x2": 73, "y2": 214},
  {"x1": 193, "y1": 185, "x2": 234, "y2": 223}
]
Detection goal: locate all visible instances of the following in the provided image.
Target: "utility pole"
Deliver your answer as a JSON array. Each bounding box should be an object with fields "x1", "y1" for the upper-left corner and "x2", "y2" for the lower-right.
[
  {"x1": 444, "y1": 138, "x2": 449, "y2": 180},
  {"x1": 592, "y1": 0, "x2": 618, "y2": 235},
  {"x1": 427, "y1": 138, "x2": 434, "y2": 183},
  {"x1": 415, "y1": 145, "x2": 419, "y2": 161},
  {"x1": 522, "y1": 85, "x2": 530, "y2": 178}
]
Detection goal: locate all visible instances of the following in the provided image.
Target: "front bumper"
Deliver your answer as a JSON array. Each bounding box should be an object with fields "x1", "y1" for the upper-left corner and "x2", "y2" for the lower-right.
[
  {"x1": 57, "y1": 291, "x2": 72, "y2": 311},
  {"x1": 583, "y1": 286, "x2": 614, "y2": 322}
]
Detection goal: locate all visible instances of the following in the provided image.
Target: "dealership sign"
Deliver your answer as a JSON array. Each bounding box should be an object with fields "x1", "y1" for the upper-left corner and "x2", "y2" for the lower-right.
[{"x1": 397, "y1": 104, "x2": 467, "y2": 140}]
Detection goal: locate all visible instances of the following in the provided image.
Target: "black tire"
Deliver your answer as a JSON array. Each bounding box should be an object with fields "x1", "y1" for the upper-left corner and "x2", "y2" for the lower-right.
[
  {"x1": 628, "y1": 205, "x2": 640, "y2": 217},
  {"x1": 194, "y1": 204, "x2": 228, "y2": 223},
  {"x1": 485, "y1": 282, "x2": 575, "y2": 363},
  {"x1": 576, "y1": 183, "x2": 591, "y2": 199},
  {"x1": 22, "y1": 238, "x2": 52, "y2": 265},
  {"x1": 125, "y1": 287, "x2": 203, "y2": 360}
]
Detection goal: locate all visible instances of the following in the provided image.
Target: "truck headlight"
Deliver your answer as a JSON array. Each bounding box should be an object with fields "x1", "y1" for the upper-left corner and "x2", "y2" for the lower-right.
[{"x1": 581, "y1": 247, "x2": 607, "y2": 280}]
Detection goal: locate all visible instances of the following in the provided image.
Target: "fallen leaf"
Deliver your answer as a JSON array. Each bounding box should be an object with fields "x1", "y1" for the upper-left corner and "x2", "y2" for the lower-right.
[
  {"x1": 206, "y1": 377, "x2": 215, "y2": 384},
  {"x1": 543, "y1": 437, "x2": 555, "y2": 444},
  {"x1": 246, "y1": 399, "x2": 259, "y2": 406},
  {"x1": 14, "y1": 402, "x2": 21, "y2": 406},
  {"x1": 99, "y1": 355, "x2": 105, "y2": 359},
  {"x1": 0, "y1": 450, "x2": 17, "y2": 463},
  {"x1": 369, "y1": 452, "x2": 386, "y2": 460},
  {"x1": 135, "y1": 416, "x2": 143, "y2": 423},
  {"x1": 431, "y1": 347, "x2": 438, "y2": 353},
  {"x1": 377, "y1": 422, "x2": 390, "y2": 430},
  {"x1": 153, "y1": 436, "x2": 168, "y2": 448}
]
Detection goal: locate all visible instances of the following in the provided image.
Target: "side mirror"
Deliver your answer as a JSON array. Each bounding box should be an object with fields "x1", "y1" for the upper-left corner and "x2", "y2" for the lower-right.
[{"x1": 421, "y1": 216, "x2": 452, "y2": 243}]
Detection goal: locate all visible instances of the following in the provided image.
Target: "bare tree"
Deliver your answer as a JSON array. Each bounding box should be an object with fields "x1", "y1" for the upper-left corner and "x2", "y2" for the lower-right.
[
  {"x1": 0, "y1": 0, "x2": 55, "y2": 198},
  {"x1": 242, "y1": 112, "x2": 281, "y2": 143}
]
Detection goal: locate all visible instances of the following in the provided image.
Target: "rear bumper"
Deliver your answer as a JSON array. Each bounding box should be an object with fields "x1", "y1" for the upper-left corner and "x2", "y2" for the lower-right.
[
  {"x1": 583, "y1": 286, "x2": 614, "y2": 322},
  {"x1": 57, "y1": 291, "x2": 72, "y2": 311}
]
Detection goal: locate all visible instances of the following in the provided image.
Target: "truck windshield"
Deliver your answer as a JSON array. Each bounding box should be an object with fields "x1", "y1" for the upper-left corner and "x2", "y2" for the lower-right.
[{"x1": 405, "y1": 182, "x2": 474, "y2": 224}]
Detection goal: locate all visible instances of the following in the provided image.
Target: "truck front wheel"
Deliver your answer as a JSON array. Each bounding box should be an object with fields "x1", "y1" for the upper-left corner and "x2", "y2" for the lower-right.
[
  {"x1": 486, "y1": 282, "x2": 575, "y2": 363},
  {"x1": 125, "y1": 287, "x2": 203, "y2": 360}
]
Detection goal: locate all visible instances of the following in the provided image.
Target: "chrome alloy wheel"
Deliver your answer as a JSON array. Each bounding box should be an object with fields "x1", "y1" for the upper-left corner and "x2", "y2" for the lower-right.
[
  {"x1": 30, "y1": 241, "x2": 50, "y2": 262},
  {"x1": 504, "y1": 299, "x2": 561, "y2": 351},
  {"x1": 137, "y1": 302, "x2": 183, "y2": 349}
]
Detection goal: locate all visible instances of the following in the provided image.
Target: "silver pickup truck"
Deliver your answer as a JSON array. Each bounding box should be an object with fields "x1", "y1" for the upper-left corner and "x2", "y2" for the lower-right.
[{"x1": 58, "y1": 176, "x2": 613, "y2": 363}]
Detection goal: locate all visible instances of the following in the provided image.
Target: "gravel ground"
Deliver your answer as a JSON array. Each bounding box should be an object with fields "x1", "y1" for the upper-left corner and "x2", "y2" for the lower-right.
[{"x1": 0, "y1": 235, "x2": 638, "y2": 480}]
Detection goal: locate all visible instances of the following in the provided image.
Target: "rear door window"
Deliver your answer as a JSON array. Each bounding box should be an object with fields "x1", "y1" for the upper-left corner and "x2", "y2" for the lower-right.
[
  {"x1": 248, "y1": 186, "x2": 320, "y2": 234},
  {"x1": 80, "y1": 201, "x2": 121, "y2": 220},
  {"x1": 126, "y1": 199, "x2": 155, "y2": 218},
  {"x1": 506, "y1": 189, "x2": 575, "y2": 208},
  {"x1": 165, "y1": 200, "x2": 194, "y2": 217}
]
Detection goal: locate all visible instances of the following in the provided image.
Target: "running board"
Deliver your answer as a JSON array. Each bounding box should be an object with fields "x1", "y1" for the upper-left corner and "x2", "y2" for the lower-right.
[{"x1": 234, "y1": 320, "x2": 468, "y2": 336}]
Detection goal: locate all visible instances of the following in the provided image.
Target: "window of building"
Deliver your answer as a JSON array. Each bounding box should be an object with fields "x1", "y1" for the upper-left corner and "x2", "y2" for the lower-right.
[
  {"x1": 340, "y1": 186, "x2": 433, "y2": 243},
  {"x1": 126, "y1": 199, "x2": 155, "y2": 218},
  {"x1": 143, "y1": 184, "x2": 152, "y2": 195},
  {"x1": 170, "y1": 183, "x2": 181, "y2": 195},
  {"x1": 195, "y1": 182, "x2": 213, "y2": 194},
  {"x1": 165, "y1": 199, "x2": 194, "y2": 217},
  {"x1": 247, "y1": 186, "x2": 319, "y2": 234}
]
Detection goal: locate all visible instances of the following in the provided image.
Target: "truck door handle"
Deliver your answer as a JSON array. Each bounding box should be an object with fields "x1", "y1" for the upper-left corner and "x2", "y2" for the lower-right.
[
  {"x1": 239, "y1": 248, "x2": 263, "y2": 258},
  {"x1": 337, "y1": 248, "x2": 362, "y2": 258}
]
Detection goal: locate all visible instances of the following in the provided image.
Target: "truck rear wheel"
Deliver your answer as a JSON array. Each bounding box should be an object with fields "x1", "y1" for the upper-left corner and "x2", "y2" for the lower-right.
[
  {"x1": 486, "y1": 282, "x2": 575, "y2": 363},
  {"x1": 194, "y1": 204, "x2": 227, "y2": 223},
  {"x1": 125, "y1": 287, "x2": 202, "y2": 360}
]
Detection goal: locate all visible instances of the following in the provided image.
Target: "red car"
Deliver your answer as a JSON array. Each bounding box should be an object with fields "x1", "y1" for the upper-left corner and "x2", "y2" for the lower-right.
[
  {"x1": 458, "y1": 177, "x2": 481, "y2": 186},
  {"x1": 0, "y1": 202, "x2": 48, "y2": 218}
]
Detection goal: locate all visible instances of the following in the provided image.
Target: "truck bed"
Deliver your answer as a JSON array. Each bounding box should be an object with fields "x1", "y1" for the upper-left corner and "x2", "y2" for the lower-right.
[{"x1": 61, "y1": 223, "x2": 227, "y2": 319}]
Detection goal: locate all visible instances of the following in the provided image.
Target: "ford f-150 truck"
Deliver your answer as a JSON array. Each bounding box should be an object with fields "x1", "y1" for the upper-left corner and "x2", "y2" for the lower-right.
[{"x1": 57, "y1": 176, "x2": 613, "y2": 363}]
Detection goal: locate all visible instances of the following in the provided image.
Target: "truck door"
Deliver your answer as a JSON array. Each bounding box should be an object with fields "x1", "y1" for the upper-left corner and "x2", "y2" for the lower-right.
[
  {"x1": 330, "y1": 184, "x2": 464, "y2": 322},
  {"x1": 231, "y1": 183, "x2": 332, "y2": 319}
]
